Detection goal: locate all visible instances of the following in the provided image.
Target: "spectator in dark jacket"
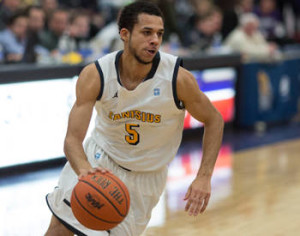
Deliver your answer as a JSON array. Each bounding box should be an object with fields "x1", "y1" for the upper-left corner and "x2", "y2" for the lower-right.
[
  {"x1": 0, "y1": 0, "x2": 21, "y2": 30},
  {"x1": 38, "y1": 8, "x2": 69, "y2": 52},
  {"x1": 23, "y1": 5, "x2": 46, "y2": 62}
]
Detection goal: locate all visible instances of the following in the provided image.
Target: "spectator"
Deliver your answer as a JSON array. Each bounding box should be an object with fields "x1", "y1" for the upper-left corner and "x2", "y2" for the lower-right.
[
  {"x1": 88, "y1": 11, "x2": 106, "y2": 39},
  {"x1": 182, "y1": 0, "x2": 214, "y2": 45},
  {"x1": 40, "y1": 0, "x2": 58, "y2": 27},
  {"x1": 191, "y1": 0, "x2": 214, "y2": 16},
  {"x1": 186, "y1": 7, "x2": 224, "y2": 52},
  {"x1": 23, "y1": 5, "x2": 46, "y2": 62},
  {"x1": 58, "y1": 0, "x2": 98, "y2": 11},
  {"x1": 174, "y1": 0, "x2": 195, "y2": 29},
  {"x1": 38, "y1": 8, "x2": 69, "y2": 52},
  {"x1": 238, "y1": 0, "x2": 254, "y2": 14},
  {"x1": 19, "y1": 0, "x2": 36, "y2": 7},
  {"x1": 152, "y1": 0, "x2": 184, "y2": 42},
  {"x1": 57, "y1": 10, "x2": 92, "y2": 62},
  {"x1": 254, "y1": 0, "x2": 286, "y2": 43},
  {"x1": 0, "y1": 11, "x2": 28, "y2": 63},
  {"x1": 218, "y1": 0, "x2": 255, "y2": 39},
  {"x1": 26, "y1": 5, "x2": 45, "y2": 33},
  {"x1": 0, "y1": 0, "x2": 21, "y2": 30},
  {"x1": 224, "y1": 13, "x2": 280, "y2": 61}
]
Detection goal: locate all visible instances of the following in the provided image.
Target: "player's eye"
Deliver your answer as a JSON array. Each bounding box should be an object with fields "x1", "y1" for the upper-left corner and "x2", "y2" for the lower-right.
[
  {"x1": 143, "y1": 31, "x2": 151, "y2": 36},
  {"x1": 157, "y1": 32, "x2": 164, "y2": 37}
]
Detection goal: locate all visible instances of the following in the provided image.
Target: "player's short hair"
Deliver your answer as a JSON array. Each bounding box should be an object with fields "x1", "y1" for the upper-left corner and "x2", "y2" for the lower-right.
[{"x1": 118, "y1": 1, "x2": 164, "y2": 33}]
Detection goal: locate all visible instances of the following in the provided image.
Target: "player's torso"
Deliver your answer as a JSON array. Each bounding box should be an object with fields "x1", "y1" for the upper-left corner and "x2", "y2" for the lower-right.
[{"x1": 92, "y1": 51, "x2": 185, "y2": 171}]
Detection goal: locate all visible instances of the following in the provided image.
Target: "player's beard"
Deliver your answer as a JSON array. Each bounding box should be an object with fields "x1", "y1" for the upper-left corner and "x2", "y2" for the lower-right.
[{"x1": 129, "y1": 37, "x2": 153, "y2": 65}]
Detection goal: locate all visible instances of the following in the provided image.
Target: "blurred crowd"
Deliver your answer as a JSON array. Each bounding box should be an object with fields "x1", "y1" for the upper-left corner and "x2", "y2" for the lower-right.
[{"x1": 0, "y1": 0, "x2": 299, "y2": 65}]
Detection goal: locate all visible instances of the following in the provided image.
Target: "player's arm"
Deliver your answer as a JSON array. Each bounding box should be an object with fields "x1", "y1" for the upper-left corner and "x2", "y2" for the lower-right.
[
  {"x1": 177, "y1": 67, "x2": 224, "y2": 216},
  {"x1": 64, "y1": 63, "x2": 104, "y2": 177}
]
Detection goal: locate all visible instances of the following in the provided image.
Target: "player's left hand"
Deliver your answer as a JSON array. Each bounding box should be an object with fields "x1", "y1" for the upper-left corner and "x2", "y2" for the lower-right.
[{"x1": 183, "y1": 177, "x2": 211, "y2": 216}]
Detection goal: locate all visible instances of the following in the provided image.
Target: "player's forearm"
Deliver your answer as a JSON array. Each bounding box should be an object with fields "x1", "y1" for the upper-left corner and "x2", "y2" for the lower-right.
[
  {"x1": 197, "y1": 113, "x2": 224, "y2": 179},
  {"x1": 64, "y1": 136, "x2": 92, "y2": 175}
]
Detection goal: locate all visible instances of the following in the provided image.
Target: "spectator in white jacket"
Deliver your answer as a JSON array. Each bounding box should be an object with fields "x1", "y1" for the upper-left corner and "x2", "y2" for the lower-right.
[{"x1": 224, "y1": 13, "x2": 280, "y2": 62}]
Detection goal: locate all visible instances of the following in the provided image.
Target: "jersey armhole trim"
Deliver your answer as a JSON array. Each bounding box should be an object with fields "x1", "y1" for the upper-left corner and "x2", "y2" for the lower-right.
[
  {"x1": 94, "y1": 60, "x2": 104, "y2": 101},
  {"x1": 172, "y1": 57, "x2": 184, "y2": 110}
]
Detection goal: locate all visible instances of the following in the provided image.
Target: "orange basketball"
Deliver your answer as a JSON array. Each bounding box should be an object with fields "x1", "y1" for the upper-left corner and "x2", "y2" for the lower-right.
[{"x1": 70, "y1": 172, "x2": 130, "y2": 230}]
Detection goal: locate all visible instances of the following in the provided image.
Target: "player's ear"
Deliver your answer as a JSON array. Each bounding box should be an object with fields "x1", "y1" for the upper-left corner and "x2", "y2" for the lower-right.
[{"x1": 120, "y1": 28, "x2": 130, "y2": 42}]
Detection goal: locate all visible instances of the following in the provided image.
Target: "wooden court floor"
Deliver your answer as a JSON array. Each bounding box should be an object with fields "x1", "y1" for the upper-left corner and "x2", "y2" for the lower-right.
[
  {"x1": 0, "y1": 127, "x2": 299, "y2": 236},
  {"x1": 143, "y1": 138, "x2": 300, "y2": 236}
]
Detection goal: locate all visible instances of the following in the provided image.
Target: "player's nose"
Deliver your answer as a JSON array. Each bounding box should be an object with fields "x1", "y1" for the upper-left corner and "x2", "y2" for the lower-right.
[{"x1": 150, "y1": 34, "x2": 160, "y2": 46}]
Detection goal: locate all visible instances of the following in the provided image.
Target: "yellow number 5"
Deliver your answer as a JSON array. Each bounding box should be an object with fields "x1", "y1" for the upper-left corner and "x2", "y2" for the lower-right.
[{"x1": 125, "y1": 123, "x2": 140, "y2": 145}]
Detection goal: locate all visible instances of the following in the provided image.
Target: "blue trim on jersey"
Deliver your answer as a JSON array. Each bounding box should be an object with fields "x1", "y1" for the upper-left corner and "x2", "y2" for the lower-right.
[
  {"x1": 172, "y1": 57, "x2": 184, "y2": 110},
  {"x1": 144, "y1": 52, "x2": 160, "y2": 81},
  {"x1": 115, "y1": 50, "x2": 123, "y2": 86},
  {"x1": 114, "y1": 50, "x2": 161, "y2": 86},
  {"x1": 94, "y1": 60, "x2": 104, "y2": 100}
]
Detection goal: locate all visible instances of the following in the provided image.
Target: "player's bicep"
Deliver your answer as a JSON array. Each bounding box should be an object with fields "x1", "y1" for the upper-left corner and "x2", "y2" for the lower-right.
[
  {"x1": 66, "y1": 64, "x2": 101, "y2": 142},
  {"x1": 66, "y1": 102, "x2": 94, "y2": 142},
  {"x1": 177, "y1": 68, "x2": 219, "y2": 124}
]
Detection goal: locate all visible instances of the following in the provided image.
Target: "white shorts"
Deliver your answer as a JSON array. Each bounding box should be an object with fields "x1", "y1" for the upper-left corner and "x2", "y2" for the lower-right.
[{"x1": 46, "y1": 137, "x2": 168, "y2": 236}]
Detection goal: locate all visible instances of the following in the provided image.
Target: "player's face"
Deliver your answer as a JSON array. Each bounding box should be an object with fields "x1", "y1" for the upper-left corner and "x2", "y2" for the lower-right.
[{"x1": 128, "y1": 13, "x2": 164, "y2": 64}]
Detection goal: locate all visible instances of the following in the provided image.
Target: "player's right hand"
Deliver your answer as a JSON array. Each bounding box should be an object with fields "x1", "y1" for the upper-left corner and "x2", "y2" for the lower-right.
[{"x1": 78, "y1": 167, "x2": 112, "y2": 179}]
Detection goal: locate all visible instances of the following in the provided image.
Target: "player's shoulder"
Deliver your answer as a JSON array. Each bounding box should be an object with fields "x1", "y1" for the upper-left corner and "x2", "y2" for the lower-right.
[
  {"x1": 96, "y1": 50, "x2": 120, "y2": 65},
  {"x1": 177, "y1": 66, "x2": 194, "y2": 84},
  {"x1": 77, "y1": 62, "x2": 101, "y2": 91},
  {"x1": 81, "y1": 51, "x2": 119, "y2": 78},
  {"x1": 79, "y1": 63, "x2": 99, "y2": 81},
  {"x1": 159, "y1": 50, "x2": 179, "y2": 62},
  {"x1": 158, "y1": 51, "x2": 183, "y2": 75}
]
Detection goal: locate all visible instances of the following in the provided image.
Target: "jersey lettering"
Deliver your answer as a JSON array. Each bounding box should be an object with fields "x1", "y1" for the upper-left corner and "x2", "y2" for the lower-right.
[
  {"x1": 108, "y1": 110, "x2": 161, "y2": 123},
  {"x1": 125, "y1": 123, "x2": 140, "y2": 145}
]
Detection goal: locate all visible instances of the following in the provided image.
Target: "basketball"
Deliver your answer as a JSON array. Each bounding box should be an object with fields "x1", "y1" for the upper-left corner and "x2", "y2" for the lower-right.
[{"x1": 70, "y1": 172, "x2": 130, "y2": 230}]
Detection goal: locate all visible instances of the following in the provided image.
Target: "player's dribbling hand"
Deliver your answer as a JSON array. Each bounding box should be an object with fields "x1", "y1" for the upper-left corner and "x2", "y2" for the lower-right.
[
  {"x1": 183, "y1": 178, "x2": 211, "y2": 216},
  {"x1": 78, "y1": 167, "x2": 113, "y2": 179}
]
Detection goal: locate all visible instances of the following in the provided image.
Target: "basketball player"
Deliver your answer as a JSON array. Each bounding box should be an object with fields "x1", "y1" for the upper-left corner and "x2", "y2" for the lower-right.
[{"x1": 45, "y1": 1, "x2": 224, "y2": 235}]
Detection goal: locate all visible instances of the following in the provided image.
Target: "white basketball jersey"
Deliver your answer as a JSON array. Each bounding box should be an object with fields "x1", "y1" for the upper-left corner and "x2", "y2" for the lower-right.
[{"x1": 91, "y1": 50, "x2": 185, "y2": 171}]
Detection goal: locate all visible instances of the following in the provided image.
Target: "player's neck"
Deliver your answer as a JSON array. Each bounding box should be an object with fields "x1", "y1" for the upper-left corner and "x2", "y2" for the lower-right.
[{"x1": 118, "y1": 52, "x2": 152, "y2": 89}]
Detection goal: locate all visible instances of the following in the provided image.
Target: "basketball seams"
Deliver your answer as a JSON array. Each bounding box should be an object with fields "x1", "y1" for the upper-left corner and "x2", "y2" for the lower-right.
[
  {"x1": 104, "y1": 173, "x2": 130, "y2": 211},
  {"x1": 73, "y1": 187, "x2": 122, "y2": 224},
  {"x1": 79, "y1": 178, "x2": 128, "y2": 217}
]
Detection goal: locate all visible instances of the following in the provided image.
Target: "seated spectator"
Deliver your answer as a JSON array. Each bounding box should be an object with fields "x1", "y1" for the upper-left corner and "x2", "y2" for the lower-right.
[
  {"x1": 185, "y1": 0, "x2": 214, "y2": 34},
  {"x1": 0, "y1": 11, "x2": 28, "y2": 63},
  {"x1": 38, "y1": 8, "x2": 69, "y2": 52},
  {"x1": 254, "y1": 0, "x2": 285, "y2": 43},
  {"x1": 40, "y1": 0, "x2": 58, "y2": 25},
  {"x1": 23, "y1": 5, "x2": 46, "y2": 62},
  {"x1": 224, "y1": 13, "x2": 280, "y2": 61},
  {"x1": 26, "y1": 5, "x2": 45, "y2": 33},
  {"x1": 89, "y1": 11, "x2": 106, "y2": 39},
  {"x1": 237, "y1": 0, "x2": 255, "y2": 14},
  {"x1": 57, "y1": 10, "x2": 92, "y2": 63},
  {"x1": 192, "y1": 0, "x2": 214, "y2": 16},
  {"x1": 0, "y1": 0, "x2": 21, "y2": 30},
  {"x1": 219, "y1": 0, "x2": 255, "y2": 39},
  {"x1": 185, "y1": 7, "x2": 223, "y2": 53},
  {"x1": 58, "y1": 0, "x2": 98, "y2": 11},
  {"x1": 173, "y1": 0, "x2": 195, "y2": 34}
]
